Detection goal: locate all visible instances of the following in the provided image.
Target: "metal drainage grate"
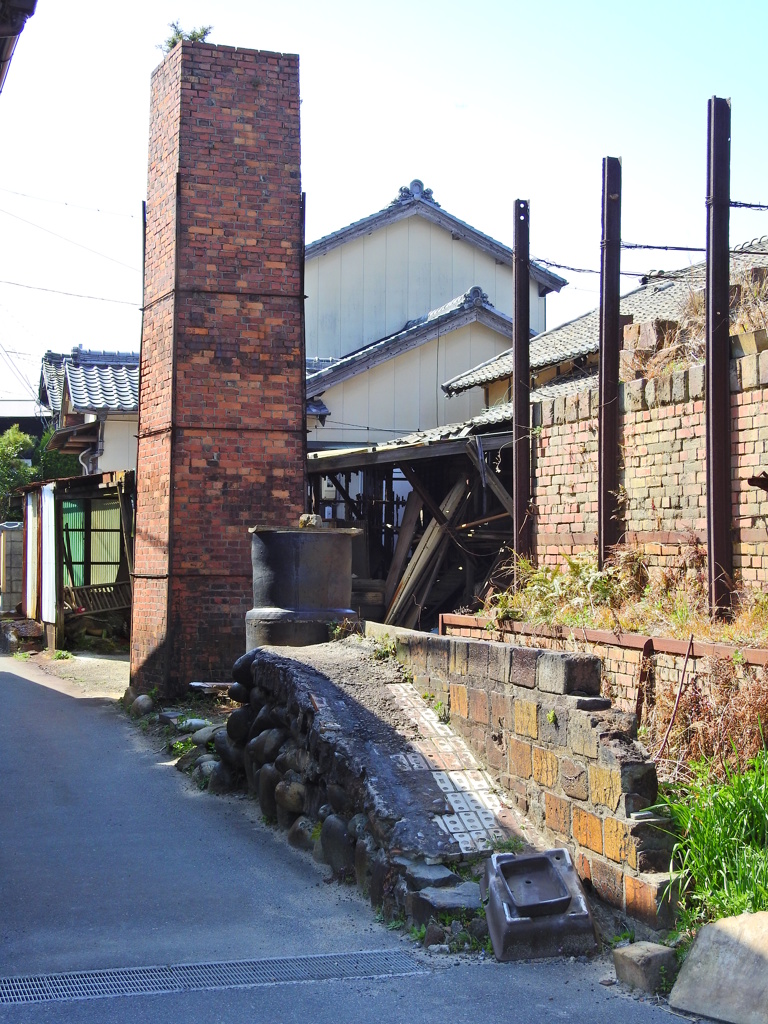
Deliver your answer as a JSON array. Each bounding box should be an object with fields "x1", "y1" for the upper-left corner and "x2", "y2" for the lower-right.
[{"x1": 0, "y1": 949, "x2": 425, "y2": 1006}]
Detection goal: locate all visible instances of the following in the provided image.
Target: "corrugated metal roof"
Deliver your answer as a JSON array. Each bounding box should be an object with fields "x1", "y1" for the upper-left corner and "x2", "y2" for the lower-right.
[
  {"x1": 306, "y1": 179, "x2": 568, "y2": 296},
  {"x1": 442, "y1": 238, "x2": 768, "y2": 396}
]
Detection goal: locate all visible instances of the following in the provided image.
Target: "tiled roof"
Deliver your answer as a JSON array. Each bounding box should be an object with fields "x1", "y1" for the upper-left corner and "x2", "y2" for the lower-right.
[
  {"x1": 442, "y1": 237, "x2": 768, "y2": 396},
  {"x1": 65, "y1": 363, "x2": 138, "y2": 413},
  {"x1": 306, "y1": 179, "x2": 568, "y2": 296},
  {"x1": 470, "y1": 370, "x2": 598, "y2": 429},
  {"x1": 306, "y1": 287, "x2": 514, "y2": 398},
  {"x1": 40, "y1": 347, "x2": 139, "y2": 413}
]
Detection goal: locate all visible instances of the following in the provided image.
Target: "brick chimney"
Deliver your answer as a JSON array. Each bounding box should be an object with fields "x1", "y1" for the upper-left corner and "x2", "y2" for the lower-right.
[{"x1": 130, "y1": 42, "x2": 306, "y2": 697}]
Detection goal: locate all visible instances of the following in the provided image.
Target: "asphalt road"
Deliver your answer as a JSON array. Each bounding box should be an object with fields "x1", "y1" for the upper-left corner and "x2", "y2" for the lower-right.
[{"x1": 0, "y1": 656, "x2": 677, "y2": 1024}]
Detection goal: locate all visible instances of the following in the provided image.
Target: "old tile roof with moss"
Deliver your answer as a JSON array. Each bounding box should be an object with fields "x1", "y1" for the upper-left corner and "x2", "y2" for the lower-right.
[{"x1": 442, "y1": 237, "x2": 768, "y2": 397}]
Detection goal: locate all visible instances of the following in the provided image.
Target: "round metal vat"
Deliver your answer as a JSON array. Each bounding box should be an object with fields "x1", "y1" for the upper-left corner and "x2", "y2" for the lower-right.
[{"x1": 245, "y1": 527, "x2": 360, "y2": 650}]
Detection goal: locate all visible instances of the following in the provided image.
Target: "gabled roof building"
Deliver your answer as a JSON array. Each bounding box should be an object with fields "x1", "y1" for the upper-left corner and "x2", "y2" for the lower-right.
[
  {"x1": 304, "y1": 180, "x2": 567, "y2": 448},
  {"x1": 39, "y1": 347, "x2": 139, "y2": 474}
]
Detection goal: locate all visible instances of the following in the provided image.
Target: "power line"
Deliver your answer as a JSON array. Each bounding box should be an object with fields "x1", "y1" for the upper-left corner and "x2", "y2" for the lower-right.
[
  {"x1": 0, "y1": 278, "x2": 140, "y2": 306},
  {"x1": 622, "y1": 243, "x2": 706, "y2": 253},
  {"x1": 531, "y1": 256, "x2": 647, "y2": 278},
  {"x1": 0, "y1": 208, "x2": 140, "y2": 272},
  {"x1": 0, "y1": 319, "x2": 38, "y2": 401},
  {"x1": 533, "y1": 240, "x2": 768, "y2": 278},
  {"x1": 731, "y1": 200, "x2": 768, "y2": 211},
  {"x1": 0, "y1": 185, "x2": 137, "y2": 218}
]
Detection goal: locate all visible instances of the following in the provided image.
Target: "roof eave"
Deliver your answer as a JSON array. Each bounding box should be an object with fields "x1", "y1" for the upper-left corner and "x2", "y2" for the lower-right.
[
  {"x1": 306, "y1": 197, "x2": 567, "y2": 294},
  {"x1": 306, "y1": 304, "x2": 514, "y2": 398}
]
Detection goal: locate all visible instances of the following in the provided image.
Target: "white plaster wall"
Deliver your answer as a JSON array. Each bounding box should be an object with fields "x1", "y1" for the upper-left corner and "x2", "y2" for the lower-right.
[
  {"x1": 99, "y1": 416, "x2": 138, "y2": 472},
  {"x1": 306, "y1": 215, "x2": 545, "y2": 362},
  {"x1": 308, "y1": 321, "x2": 509, "y2": 448}
]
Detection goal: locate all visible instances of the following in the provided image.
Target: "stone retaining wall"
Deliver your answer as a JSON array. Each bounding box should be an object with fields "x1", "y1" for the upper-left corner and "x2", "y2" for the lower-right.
[
  {"x1": 366, "y1": 622, "x2": 676, "y2": 927},
  {"x1": 441, "y1": 614, "x2": 768, "y2": 721}
]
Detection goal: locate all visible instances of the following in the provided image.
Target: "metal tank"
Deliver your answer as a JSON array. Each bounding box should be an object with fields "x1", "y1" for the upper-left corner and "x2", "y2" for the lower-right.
[{"x1": 245, "y1": 526, "x2": 360, "y2": 649}]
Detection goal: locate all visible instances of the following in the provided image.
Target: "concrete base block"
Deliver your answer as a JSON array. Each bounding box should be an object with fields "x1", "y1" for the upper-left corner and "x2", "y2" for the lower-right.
[
  {"x1": 670, "y1": 911, "x2": 768, "y2": 1024},
  {"x1": 613, "y1": 941, "x2": 677, "y2": 993}
]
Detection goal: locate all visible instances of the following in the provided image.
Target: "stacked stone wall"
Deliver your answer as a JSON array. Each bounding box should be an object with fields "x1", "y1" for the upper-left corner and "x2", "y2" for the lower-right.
[{"x1": 367, "y1": 622, "x2": 676, "y2": 927}]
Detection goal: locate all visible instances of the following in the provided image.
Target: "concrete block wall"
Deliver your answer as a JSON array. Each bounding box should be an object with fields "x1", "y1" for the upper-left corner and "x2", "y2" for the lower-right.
[
  {"x1": 366, "y1": 622, "x2": 676, "y2": 927},
  {"x1": 531, "y1": 354, "x2": 768, "y2": 580},
  {"x1": 131, "y1": 42, "x2": 306, "y2": 696}
]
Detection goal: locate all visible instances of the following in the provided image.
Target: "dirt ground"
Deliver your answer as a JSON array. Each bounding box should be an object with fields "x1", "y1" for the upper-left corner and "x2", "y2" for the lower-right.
[
  {"x1": 21, "y1": 650, "x2": 130, "y2": 699},
  {"x1": 13, "y1": 636, "x2": 409, "y2": 714}
]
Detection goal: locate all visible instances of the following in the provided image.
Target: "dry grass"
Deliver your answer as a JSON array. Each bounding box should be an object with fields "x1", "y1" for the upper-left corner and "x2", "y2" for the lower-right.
[
  {"x1": 648, "y1": 658, "x2": 768, "y2": 783},
  {"x1": 485, "y1": 541, "x2": 768, "y2": 647},
  {"x1": 483, "y1": 544, "x2": 768, "y2": 782},
  {"x1": 621, "y1": 268, "x2": 768, "y2": 381}
]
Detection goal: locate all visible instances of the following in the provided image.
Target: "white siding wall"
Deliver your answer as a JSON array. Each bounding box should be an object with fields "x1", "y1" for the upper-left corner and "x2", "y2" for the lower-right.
[
  {"x1": 100, "y1": 416, "x2": 138, "y2": 472},
  {"x1": 306, "y1": 215, "x2": 545, "y2": 362},
  {"x1": 309, "y1": 322, "x2": 509, "y2": 447}
]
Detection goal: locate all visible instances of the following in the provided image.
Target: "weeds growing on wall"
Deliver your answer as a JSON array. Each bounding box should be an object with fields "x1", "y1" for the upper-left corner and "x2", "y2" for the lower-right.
[
  {"x1": 620, "y1": 267, "x2": 768, "y2": 381},
  {"x1": 484, "y1": 540, "x2": 768, "y2": 649},
  {"x1": 656, "y1": 745, "x2": 768, "y2": 934},
  {"x1": 484, "y1": 551, "x2": 647, "y2": 630}
]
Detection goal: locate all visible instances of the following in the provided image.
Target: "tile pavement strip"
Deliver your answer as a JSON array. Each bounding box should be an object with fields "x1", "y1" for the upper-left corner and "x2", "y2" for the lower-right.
[{"x1": 387, "y1": 682, "x2": 521, "y2": 855}]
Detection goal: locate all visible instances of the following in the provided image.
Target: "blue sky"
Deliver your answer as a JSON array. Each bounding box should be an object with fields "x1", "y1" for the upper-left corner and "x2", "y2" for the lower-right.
[{"x1": 1, "y1": 0, "x2": 766, "y2": 402}]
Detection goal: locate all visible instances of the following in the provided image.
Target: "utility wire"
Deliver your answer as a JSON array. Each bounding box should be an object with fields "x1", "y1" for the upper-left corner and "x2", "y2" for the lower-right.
[
  {"x1": 0, "y1": 208, "x2": 140, "y2": 272},
  {"x1": 622, "y1": 243, "x2": 706, "y2": 252},
  {"x1": 534, "y1": 239, "x2": 768, "y2": 278},
  {"x1": 0, "y1": 324, "x2": 38, "y2": 401},
  {"x1": 0, "y1": 278, "x2": 140, "y2": 306},
  {"x1": 0, "y1": 185, "x2": 137, "y2": 218},
  {"x1": 731, "y1": 201, "x2": 768, "y2": 210}
]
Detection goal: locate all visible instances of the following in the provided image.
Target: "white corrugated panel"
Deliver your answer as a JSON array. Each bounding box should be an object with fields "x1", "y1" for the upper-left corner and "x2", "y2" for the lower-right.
[
  {"x1": 41, "y1": 484, "x2": 56, "y2": 624},
  {"x1": 24, "y1": 493, "x2": 39, "y2": 618}
]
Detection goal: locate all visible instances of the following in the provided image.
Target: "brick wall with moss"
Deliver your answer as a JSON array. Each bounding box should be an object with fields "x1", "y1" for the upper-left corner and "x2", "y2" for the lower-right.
[{"x1": 531, "y1": 350, "x2": 768, "y2": 580}]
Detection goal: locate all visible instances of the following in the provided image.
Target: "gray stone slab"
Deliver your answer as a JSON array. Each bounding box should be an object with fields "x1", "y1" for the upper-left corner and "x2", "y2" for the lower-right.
[
  {"x1": 404, "y1": 861, "x2": 461, "y2": 891},
  {"x1": 613, "y1": 941, "x2": 677, "y2": 993},
  {"x1": 670, "y1": 911, "x2": 768, "y2": 1024},
  {"x1": 406, "y1": 881, "x2": 482, "y2": 926}
]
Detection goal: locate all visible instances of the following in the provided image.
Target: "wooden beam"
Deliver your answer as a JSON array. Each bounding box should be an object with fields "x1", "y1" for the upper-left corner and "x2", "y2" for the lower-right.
[
  {"x1": 384, "y1": 489, "x2": 424, "y2": 606},
  {"x1": 400, "y1": 463, "x2": 448, "y2": 527},
  {"x1": 465, "y1": 438, "x2": 515, "y2": 518},
  {"x1": 386, "y1": 477, "x2": 468, "y2": 624},
  {"x1": 327, "y1": 473, "x2": 363, "y2": 519}
]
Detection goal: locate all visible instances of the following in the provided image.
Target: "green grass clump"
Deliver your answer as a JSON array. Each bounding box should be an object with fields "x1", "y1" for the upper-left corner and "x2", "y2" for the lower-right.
[{"x1": 657, "y1": 745, "x2": 768, "y2": 931}]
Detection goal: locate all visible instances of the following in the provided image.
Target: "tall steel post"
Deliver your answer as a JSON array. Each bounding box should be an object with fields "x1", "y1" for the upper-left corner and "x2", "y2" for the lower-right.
[
  {"x1": 598, "y1": 157, "x2": 622, "y2": 568},
  {"x1": 513, "y1": 199, "x2": 532, "y2": 562},
  {"x1": 705, "y1": 97, "x2": 732, "y2": 615}
]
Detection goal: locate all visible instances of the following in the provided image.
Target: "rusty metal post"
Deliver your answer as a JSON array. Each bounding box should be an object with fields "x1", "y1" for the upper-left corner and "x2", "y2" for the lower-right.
[
  {"x1": 706, "y1": 97, "x2": 732, "y2": 615},
  {"x1": 598, "y1": 157, "x2": 622, "y2": 568},
  {"x1": 513, "y1": 199, "x2": 531, "y2": 563}
]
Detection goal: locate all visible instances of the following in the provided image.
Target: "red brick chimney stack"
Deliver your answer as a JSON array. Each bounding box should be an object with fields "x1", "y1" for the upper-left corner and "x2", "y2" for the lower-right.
[{"x1": 131, "y1": 42, "x2": 306, "y2": 696}]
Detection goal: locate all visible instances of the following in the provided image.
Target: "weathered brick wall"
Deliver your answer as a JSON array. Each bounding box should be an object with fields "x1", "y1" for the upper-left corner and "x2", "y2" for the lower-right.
[
  {"x1": 366, "y1": 622, "x2": 676, "y2": 927},
  {"x1": 531, "y1": 353, "x2": 768, "y2": 578},
  {"x1": 131, "y1": 42, "x2": 306, "y2": 697}
]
